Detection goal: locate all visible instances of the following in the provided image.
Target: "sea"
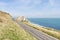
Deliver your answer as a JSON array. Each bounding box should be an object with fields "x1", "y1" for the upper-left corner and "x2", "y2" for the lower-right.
[{"x1": 28, "y1": 18, "x2": 60, "y2": 30}]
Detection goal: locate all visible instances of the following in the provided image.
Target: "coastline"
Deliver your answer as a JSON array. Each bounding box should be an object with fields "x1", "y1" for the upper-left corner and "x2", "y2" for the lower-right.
[
  {"x1": 28, "y1": 18, "x2": 60, "y2": 30},
  {"x1": 23, "y1": 21, "x2": 60, "y2": 40}
]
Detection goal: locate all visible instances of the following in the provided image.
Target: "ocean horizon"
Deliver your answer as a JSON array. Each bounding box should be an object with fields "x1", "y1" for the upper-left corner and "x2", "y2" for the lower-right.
[{"x1": 28, "y1": 18, "x2": 60, "y2": 30}]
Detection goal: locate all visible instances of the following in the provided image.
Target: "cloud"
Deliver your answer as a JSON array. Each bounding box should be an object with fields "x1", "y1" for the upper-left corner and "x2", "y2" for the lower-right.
[
  {"x1": 20, "y1": 0, "x2": 31, "y2": 3},
  {"x1": 16, "y1": 0, "x2": 42, "y2": 7},
  {"x1": 49, "y1": 0, "x2": 60, "y2": 7},
  {"x1": 0, "y1": 2, "x2": 7, "y2": 6},
  {"x1": 18, "y1": 0, "x2": 42, "y2": 4},
  {"x1": 11, "y1": 0, "x2": 42, "y2": 12},
  {"x1": 49, "y1": 0, "x2": 55, "y2": 6},
  {"x1": 32, "y1": 0, "x2": 42, "y2": 4},
  {"x1": 0, "y1": 0, "x2": 60, "y2": 18}
]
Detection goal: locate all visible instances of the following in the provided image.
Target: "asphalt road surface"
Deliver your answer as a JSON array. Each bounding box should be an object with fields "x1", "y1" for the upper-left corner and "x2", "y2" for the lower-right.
[{"x1": 17, "y1": 22, "x2": 58, "y2": 40}]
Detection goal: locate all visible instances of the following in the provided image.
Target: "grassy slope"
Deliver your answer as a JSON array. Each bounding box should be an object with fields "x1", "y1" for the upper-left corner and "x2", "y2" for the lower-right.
[
  {"x1": 0, "y1": 21, "x2": 36, "y2": 40},
  {"x1": 23, "y1": 21, "x2": 60, "y2": 40},
  {"x1": 0, "y1": 11, "x2": 36, "y2": 40}
]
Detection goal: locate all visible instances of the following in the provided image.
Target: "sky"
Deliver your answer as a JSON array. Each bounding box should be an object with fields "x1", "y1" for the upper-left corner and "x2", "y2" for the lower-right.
[{"x1": 0, "y1": 0, "x2": 60, "y2": 18}]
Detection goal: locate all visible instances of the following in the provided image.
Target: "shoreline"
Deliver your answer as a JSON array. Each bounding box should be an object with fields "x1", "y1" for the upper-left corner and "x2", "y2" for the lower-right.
[
  {"x1": 30, "y1": 22, "x2": 60, "y2": 32},
  {"x1": 23, "y1": 21, "x2": 60, "y2": 40},
  {"x1": 26, "y1": 21, "x2": 59, "y2": 31}
]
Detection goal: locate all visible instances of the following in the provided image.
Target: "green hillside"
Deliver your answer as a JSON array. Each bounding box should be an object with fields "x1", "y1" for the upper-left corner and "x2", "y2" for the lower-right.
[{"x1": 0, "y1": 11, "x2": 36, "y2": 40}]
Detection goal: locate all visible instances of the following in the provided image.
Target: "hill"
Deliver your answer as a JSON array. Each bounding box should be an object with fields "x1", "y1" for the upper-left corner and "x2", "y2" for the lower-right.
[{"x1": 0, "y1": 11, "x2": 36, "y2": 40}]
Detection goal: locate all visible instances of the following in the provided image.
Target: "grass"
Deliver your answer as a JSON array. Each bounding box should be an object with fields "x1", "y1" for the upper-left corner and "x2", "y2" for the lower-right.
[
  {"x1": 0, "y1": 21, "x2": 36, "y2": 40},
  {"x1": 23, "y1": 21, "x2": 60, "y2": 40},
  {"x1": 0, "y1": 11, "x2": 36, "y2": 40}
]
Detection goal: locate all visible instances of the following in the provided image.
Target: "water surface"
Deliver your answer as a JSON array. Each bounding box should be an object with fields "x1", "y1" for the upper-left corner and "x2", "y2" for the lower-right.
[{"x1": 28, "y1": 18, "x2": 60, "y2": 30}]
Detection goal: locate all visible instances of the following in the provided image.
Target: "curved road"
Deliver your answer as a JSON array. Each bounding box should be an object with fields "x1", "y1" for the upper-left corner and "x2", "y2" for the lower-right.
[{"x1": 17, "y1": 22, "x2": 58, "y2": 40}]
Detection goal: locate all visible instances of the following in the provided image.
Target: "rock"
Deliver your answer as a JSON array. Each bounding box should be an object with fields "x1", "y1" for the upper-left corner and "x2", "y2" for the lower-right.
[{"x1": 16, "y1": 16, "x2": 28, "y2": 22}]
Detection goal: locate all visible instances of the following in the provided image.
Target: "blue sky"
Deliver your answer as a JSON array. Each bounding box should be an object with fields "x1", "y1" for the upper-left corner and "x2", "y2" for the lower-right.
[{"x1": 0, "y1": 0, "x2": 60, "y2": 18}]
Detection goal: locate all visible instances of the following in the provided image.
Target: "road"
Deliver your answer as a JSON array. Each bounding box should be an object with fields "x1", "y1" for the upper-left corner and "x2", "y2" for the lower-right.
[{"x1": 17, "y1": 22, "x2": 58, "y2": 40}]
